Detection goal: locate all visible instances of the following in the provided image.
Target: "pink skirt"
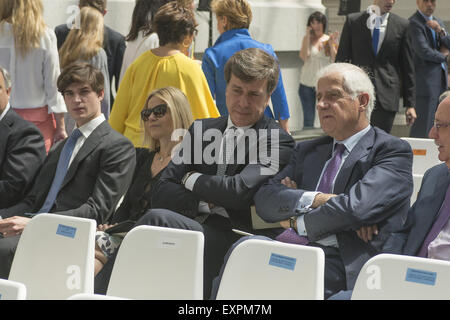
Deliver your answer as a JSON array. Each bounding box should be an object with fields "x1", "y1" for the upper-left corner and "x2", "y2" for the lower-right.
[{"x1": 13, "y1": 106, "x2": 56, "y2": 154}]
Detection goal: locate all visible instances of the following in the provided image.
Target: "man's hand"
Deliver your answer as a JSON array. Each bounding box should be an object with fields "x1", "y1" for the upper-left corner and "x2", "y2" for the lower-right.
[
  {"x1": 0, "y1": 216, "x2": 31, "y2": 237},
  {"x1": 405, "y1": 107, "x2": 417, "y2": 126},
  {"x1": 53, "y1": 113, "x2": 67, "y2": 143},
  {"x1": 427, "y1": 20, "x2": 443, "y2": 34},
  {"x1": 281, "y1": 176, "x2": 297, "y2": 189},
  {"x1": 356, "y1": 225, "x2": 378, "y2": 243},
  {"x1": 312, "y1": 193, "x2": 337, "y2": 208}
]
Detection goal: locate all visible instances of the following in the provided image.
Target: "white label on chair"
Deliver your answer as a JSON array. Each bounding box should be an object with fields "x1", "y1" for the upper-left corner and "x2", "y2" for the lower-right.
[
  {"x1": 405, "y1": 268, "x2": 437, "y2": 286},
  {"x1": 269, "y1": 253, "x2": 296, "y2": 271},
  {"x1": 158, "y1": 237, "x2": 179, "y2": 249},
  {"x1": 66, "y1": 265, "x2": 81, "y2": 290},
  {"x1": 56, "y1": 224, "x2": 77, "y2": 238}
]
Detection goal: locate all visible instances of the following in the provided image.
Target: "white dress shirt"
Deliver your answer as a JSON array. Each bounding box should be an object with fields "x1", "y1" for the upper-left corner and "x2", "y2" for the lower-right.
[
  {"x1": 0, "y1": 22, "x2": 66, "y2": 114},
  {"x1": 371, "y1": 13, "x2": 389, "y2": 55}
]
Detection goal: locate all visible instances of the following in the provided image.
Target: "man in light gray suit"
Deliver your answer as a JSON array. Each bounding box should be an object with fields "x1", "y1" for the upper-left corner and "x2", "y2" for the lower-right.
[{"x1": 211, "y1": 63, "x2": 414, "y2": 299}]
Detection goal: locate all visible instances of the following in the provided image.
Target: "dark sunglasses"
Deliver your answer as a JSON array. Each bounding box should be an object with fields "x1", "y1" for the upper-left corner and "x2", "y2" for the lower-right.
[{"x1": 141, "y1": 104, "x2": 168, "y2": 121}]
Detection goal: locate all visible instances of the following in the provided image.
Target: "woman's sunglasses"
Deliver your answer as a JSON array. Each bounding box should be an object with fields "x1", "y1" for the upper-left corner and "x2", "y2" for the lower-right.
[{"x1": 141, "y1": 104, "x2": 168, "y2": 121}]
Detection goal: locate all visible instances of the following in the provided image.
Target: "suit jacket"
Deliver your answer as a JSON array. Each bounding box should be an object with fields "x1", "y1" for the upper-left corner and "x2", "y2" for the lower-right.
[
  {"x1": 254, "y1": 127, "x2": 413, "y2": 289},
  {"x1": 0, "y1": 108, "x2": 46, "y2": 209},
  {"x1": 403, "y1": 163, "x2": 449, "y2": 256},
  {"x1": 55, "y1": 24, "x2": 126, "y2": 104},
  {"x1": 336, "y1": 12, "x2": 415, "y2": 112},
  {"x1": 408, "y1": 10, "x2": 450, "y2": 98},
  {"x1": 0, "y1": 120, "x2": 136, "y2": 224},
  {"x1": 151, "y1": 115, "x2": 295, "y2": 233}
]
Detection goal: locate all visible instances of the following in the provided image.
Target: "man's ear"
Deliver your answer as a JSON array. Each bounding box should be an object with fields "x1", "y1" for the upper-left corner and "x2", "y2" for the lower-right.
[
  {"x1": 98, "y1": 90, "x2": 105, "y2": 101},
  {"x1": 358, "y1": 93, "x2": 370, "y2": 112}
]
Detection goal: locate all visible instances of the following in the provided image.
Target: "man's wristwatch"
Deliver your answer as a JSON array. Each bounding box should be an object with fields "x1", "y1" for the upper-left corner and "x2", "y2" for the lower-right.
[
  {"x1": 289, "y1": 216, "x2": 297, "y2": 231},
  {"x1": 181, "y1": 171, "x2": 196, "y2": 185}
]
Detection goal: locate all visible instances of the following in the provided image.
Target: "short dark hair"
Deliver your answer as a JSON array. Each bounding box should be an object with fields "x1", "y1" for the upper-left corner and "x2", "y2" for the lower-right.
[
  {"x1": 79, "y1": 0, "x2": 107, "y2": 14},
  {"x1": 57, "y1": 61, "x2": 104, "y2": 94},
  {"x1": 153, "y1": 1, "x2": 197, "y2": 46},
  {"x1": 307, "y1": 11, "x2": 327, "y2": 32},
  {"x1": 224, "y1": 48, "x2": 280, "y2": 95}
]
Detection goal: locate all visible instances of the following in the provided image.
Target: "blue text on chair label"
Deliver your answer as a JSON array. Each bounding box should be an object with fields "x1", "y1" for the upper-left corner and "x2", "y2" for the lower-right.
[
  {"x1": 56, "y1": 224, "x2": 77, "y2": 239},
  {"x1": 269, "y1": 253, "x2": 296, "y2": 271},
  {"x1": 405, "y1": 268, "x2": 437, "y2": 286}
]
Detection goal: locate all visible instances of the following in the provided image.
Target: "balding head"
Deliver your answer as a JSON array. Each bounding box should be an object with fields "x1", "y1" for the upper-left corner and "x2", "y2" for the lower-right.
[{"x1": 429, "y1": 95, "x2": 450, "y2": 167}]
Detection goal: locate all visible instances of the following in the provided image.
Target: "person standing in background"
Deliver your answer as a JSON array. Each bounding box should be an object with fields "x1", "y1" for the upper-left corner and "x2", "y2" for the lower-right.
[
  {"x1": 299, "y1": 11, "x2": 339, "y2": 130},
  {"x1": 0, "y1": 0, "x2": 67, "y2": 153}
]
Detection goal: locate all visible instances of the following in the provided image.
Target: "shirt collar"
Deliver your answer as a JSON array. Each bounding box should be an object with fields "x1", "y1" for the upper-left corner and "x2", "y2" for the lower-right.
[
  {"x1": 418, "y1": 10, "x2": 433, "y2": 21},
  {"x1": 0, "y1": 102, "x2": 11, "y2": 122},
  {"x1": 226, "y1": 116, "x2": 252, "y2": 133},
  {"x1": 333, "y1": 125, "x2": 371, "y2": 154},
  {"x1": 76, "y1": 114, "x2": 105, "y2": 139},
  {"x1": 215, "y1": 28, "x2": 250, "y2": 46}
]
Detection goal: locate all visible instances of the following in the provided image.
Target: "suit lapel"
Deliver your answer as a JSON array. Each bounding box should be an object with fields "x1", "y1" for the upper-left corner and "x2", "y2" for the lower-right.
[
  {"x1": 60, "y1": 121, "x2": 109, "y2": 189},
  {"x1": 304, "y1": 138, "x2": 333, "y2": 190},
  {"x1": 377, "y1": 14, "x2": 393, "y2": 58},
  {"x1": 334, "y1": 128, "x2": 374, "y2": 194},
  {"x1": 0, "y1": 113, "x2": 12, "y2": 168},
  {"x1": 360, "y1": 13, "x2": 376, "y2": 59}
]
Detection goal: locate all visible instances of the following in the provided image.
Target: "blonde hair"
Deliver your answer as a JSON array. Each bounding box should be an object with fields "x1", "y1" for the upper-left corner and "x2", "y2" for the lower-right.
[
  {"x1": 59, "y1": 6, "x2": 104, "y2": 69},
  {"x1": 211, "y1": 0, "x2": 252, "y2": 30},
  {"x1": 0, "y1": 0, "x2": 46, "y2": 57},
  {"x1": 141, "y1": 87, "x2": 194, "y2": 150}
]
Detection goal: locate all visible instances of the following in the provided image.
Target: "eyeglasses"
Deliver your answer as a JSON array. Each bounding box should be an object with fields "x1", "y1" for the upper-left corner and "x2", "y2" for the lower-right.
[
  {"x1": 141, "y1": 104, "x2": 168, "y2": 121},
  {"x1": 433, "y1": 122, "x2": 450, "y2": 131}
]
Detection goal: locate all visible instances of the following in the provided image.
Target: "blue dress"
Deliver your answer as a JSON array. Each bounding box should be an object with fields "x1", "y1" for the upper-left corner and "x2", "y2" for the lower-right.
[{"x1": 202, "y1": 28, "x2": 290, "y2": 121}]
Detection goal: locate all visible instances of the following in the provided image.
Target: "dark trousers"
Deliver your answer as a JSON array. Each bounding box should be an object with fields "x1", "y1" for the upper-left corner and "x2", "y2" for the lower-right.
[
  {"x1": 298, "y1": 84, "x2": 316, "y2": 128},
  {"x1": 209, "y1": 236, "x2": 347, "y2": 300},
  {"x1": 0, "y1": 235, "x2": 20, "y2": 279},
  {"x1": 370, "y1": 106, "x2": 397, "y2": 134},
  {"x1": 410, "y1": 95, "x2": 439, "y2": 138},
  {"x1": 95, "y1": 208, "x2": 242, "y2": 299}
]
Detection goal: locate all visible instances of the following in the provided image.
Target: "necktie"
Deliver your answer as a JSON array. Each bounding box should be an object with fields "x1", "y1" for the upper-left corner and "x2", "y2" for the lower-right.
[
  {"x1": 275, "y1": 228, "x2": 309, "y2": 245},
  {"x1": 372, "y1": 27, "x2": 380, "y2": 55},
  {"x1": 37, "y1": 129, "x2": 82, "y2": 214},
  {"x1": 317, "y1": 143, "x2": 346, "y2": 194},
  {"x1": 417, "y1": 184, "x2": 450, "y2": 258},
  {"x1": 216, "y1": 126, "x2": 237, "y2": 176}
]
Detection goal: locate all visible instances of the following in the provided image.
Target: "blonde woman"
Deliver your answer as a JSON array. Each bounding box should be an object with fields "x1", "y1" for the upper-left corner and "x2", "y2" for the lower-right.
[
  {"x1": 0, "y1": 0, "x2": 67, "y2": 152},
  {"x1": 110, "y1": 1, "x2": 219, "y2": 147},
  {"x1": 95, "y1": 86, "x2": 194, "y2": 275},
  {"x1": 59, "y1": 6, "x2": 110, "y2": 132}
]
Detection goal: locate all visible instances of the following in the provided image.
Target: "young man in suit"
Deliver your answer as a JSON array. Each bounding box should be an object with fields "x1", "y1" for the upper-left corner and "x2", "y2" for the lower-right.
[
  {"x1": 215, "y1": 63, "x2": 414, "y2": 299},
  {"x1": 55, "y1": 0, "x2": 126, "y2": 106},
  {"x1": 0, "y1": 62, "x2": 136, "y2": 279},
  {"x1": 336, "y1": 0, "x2": 416, "y2": 133},
  {"x1": 95, "y1": 48, "x2": 295, "y2": 297},
  {"x1": 408, "y1": 0, "x2": 450, "y2": 138},
  {"x1": 403, "y1": 92, "x2": 450, "y2": 258},
  {"x1": 0, "y1": 67, "x2": 46, "y2": 209}
]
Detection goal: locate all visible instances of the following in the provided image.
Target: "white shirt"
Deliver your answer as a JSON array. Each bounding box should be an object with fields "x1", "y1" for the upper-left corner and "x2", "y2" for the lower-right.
[
  {"x1": 0, "y1": 102, "x2": 11, "y2": 122},
  {"x1": 371, "y1": 12, "x2": 389, "y2": 54},
  {"x1": 69, "y1": 114, "x2": 106, "y2": 166},
  {"x1": 0, "y1": 22, "x2": 66, "y2": 114}
]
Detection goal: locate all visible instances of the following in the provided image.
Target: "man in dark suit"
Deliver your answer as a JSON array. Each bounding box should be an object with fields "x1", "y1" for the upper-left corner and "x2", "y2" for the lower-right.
[
  {"x1": 408, "y1": 0, "x2": 450, "y2": 138},
  {"x1": 403, "y1": 93, "x2": 450, "y2": 258},
  {"x1": 94, "y1": 48, "x2": 295, "y2": 297},
  {"x1": 336, "y1": 0, "x2": 416, "y2": 133},
  {"x1": 214, "y1": 63, "x2": 413, "y2": 299},
  {"x1": 0, "y1": 62, "x2": 136, "y2": 279},
  {"x1": 0, "y1": 67, "x2": 46, "y2": 209},
  {"x1": 55, "y1": 0, "x2": 126, "y2": 106}
]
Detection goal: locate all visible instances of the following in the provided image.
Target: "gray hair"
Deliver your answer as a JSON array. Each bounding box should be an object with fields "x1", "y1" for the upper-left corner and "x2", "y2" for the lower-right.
[
  {"x1": 316, "y1": 63, "x2": 375, "y2": 119},
  {"x1": 0, "y1": 67, "x2": 11, "y2": 89},
  {"x1": 439, "y1": 90, "x2": 450, "y2": 103}
]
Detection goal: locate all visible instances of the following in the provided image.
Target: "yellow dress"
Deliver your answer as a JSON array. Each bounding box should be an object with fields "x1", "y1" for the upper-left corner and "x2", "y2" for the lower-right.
[{"x1": 109, "y1": 50, "x2": 219, "y2": 146}]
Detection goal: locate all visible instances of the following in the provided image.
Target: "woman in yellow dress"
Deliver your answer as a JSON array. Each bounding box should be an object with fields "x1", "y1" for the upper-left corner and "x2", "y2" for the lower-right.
[{"x1": 110, "y1": 1, "x2": 219, "y2": 147}]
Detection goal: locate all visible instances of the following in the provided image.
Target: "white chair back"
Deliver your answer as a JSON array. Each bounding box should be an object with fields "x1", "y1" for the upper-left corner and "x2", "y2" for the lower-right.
[
  {"x1": 67, "y1": 293, "x2": 128, "y2": 300},
  {"x1": 401, "y1": 137, "x2": 441, "y2": 175},
  {"x1": 216, "y1": 239, "x2": 325, "y2": 300},
  {"x1": 9, "y1": 214, "x2": 96, "y2": 299},
  {"x1": 107, "y1": 225, "x2": 204, "y2": 300},
  {"x1": 0, "y1": 279, "x2": 26, "y2": 300},
  {"x1": 352, "y1": 253, "x2": 450, "y2": 300}
]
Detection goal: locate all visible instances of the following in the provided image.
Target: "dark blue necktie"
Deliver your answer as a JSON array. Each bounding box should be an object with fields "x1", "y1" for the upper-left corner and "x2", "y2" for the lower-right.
[
  {"x1": 37, "y1": 129, "x2": 82, "y2": 214},
  {"x1": 372, "y1": 27, "x2": 380, "y2": 55}
]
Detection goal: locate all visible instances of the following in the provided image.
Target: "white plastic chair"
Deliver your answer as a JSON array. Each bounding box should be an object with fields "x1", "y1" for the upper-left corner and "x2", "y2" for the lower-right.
[
  {"x1": 67, "y1": 293, "x2": 128, "y2": 300},
  {"x1": 352, "y1": 253, "x2": 450, "y2": 300},
  {"x1": 0, "y1": 279, "x2": 27, "y2": 300},
  {"x1": 401, "y1": 137, "x2": 441, "y2": 175},
  {"x1": 106, "y1": 225, "x2": 204, "y2": 300},
  {"x1": 216, "y1": 239, "x2": 325, "y2": 300},
  {"x1": 8, "y1": 214, "x2": 96, "y2": 300},
  {"x1": 411, "y1": 174, "x2": 423, "y2": 205}
]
